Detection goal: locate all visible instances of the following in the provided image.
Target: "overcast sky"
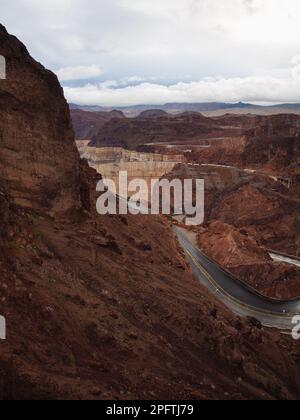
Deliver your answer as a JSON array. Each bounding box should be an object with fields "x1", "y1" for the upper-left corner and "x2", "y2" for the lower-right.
[{"x1": 2, "y1": 0, "x2": 300, "y2": 106}]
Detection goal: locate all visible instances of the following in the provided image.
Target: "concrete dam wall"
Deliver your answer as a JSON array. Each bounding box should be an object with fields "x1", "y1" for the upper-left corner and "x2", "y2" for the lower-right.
[{"x1": 76, "y1": 142, "x2": 185, "y2": 200}]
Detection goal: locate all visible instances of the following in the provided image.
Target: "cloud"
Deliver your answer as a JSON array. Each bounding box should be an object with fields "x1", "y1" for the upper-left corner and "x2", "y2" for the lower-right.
[
  {"x1": 63, "y1": 75, "x2": 300, "y2": 106},
  {"x1": 242, "y1": 0, "x2": 257, "y2": 13},
  {"x1": 1, "y1": 0, "x2": 300, "y2": 104},
  {"x1": 125, "y1": 76, "x2": 147, "y2": 83},
  {"x1": 55, "y1": 65, "x2": 104, "y2": 81},
  {"x1": 291, "y1": 56, "x2": 300, "y2": 81}
]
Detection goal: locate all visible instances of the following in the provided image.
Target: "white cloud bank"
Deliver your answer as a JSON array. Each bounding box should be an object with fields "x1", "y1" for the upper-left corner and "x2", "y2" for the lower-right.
[
  {"x1": 56, "y1": 65, "x2": 104, "y2": 82},
  {"x1": 64, "y1": 75, "x2": 300, "y2": 106},
  {"x1": 1, "y1": 0, "x2": 300, "y2": 104}
]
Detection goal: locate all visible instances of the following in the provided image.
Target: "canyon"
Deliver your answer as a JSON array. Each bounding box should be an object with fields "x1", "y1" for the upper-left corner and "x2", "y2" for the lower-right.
[
  {"x1": 165, "y1": 162, "x2": 300, "y2": 299},
  {"x1": 71, "y1": 109, "x2": 126, "y2": 140},
  {"x1": 72, "y1": 106, "x2": 300, "y2": 300},
  {"x1": 88, "y1": 111, "x2": 245, "y2": 151},
  {"x1": 1, "y1": 25, "x2": 300, "y2": 400}
]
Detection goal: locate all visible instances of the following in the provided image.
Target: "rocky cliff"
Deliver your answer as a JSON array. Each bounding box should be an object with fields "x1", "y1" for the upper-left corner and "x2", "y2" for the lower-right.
[
  {"x1": 71, "y1": 109, "x2": 126, "y2": 140},
  {"x1": 0, "y1": 25, "x2": 87, "y2": 215},
  {"x1": 1, "y1": 25, "x2": 300, "y2": 400},
  {"x1": 89, "y1": 112, "x2": 240, "y2": 150},
  {"x1": 197, "y1": 221, "x2": 300, "y2": 300},
  {"x1": 166, "y1": 163, "x2": 300, "y2": 298},
  {"x1": 190, "y1": 114, "x2": 300, "y2": 179}
]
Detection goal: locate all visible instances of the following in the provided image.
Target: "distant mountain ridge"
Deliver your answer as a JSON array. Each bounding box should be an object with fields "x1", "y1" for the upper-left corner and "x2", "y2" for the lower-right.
[{"x1": 69, "y1": 102, "x2": 300, "y2": 117}]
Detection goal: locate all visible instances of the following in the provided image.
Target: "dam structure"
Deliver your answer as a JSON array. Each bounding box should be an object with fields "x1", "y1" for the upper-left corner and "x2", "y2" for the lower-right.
[{"x1": 76, "y1": 141, "x2": 185, "y2": 200}]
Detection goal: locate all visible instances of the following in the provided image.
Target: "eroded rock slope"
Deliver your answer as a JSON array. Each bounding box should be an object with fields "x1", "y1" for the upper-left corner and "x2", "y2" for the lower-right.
[{"x1": 1, "y1": 25, "x2": 300, "y2": 400}]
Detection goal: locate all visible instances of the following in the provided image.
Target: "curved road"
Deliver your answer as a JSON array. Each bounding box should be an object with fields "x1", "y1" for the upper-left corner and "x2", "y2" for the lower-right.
[{"x1": 175, "y1": 227, "x2": 300, "y2": 331}]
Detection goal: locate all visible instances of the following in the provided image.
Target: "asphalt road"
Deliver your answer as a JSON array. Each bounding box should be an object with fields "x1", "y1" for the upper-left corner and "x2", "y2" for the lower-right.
[{"x1": 175, "y1": 227, "x2": 300, "y2": 331}]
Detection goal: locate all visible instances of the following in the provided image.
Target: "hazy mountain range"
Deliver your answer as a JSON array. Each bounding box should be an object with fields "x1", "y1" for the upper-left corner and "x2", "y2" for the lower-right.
[{"x1": 69, "y1": 102, "x2": 300, "y2": 117}]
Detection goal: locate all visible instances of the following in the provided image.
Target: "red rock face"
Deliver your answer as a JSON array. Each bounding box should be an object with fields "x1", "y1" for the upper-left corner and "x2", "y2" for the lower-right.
[
  {"x1": 89, "y1": 112, "x2": 241, "y2": 150},
  {"x1": 166, "y1": 162, "x2": 300, "y2": 298},
  {"x1": 197, "y1": 221, "x2": 300, "y2": 300},
  {"x1": 197, "y1": 221, "x2": 272, "y2": 267},
  {"x1": 0, "y1": 25, "x2": 83, "y2": 215},
  {"x1": 188, "y1": 114, "x2": 300, "y2": 176},
  {"x1": 71, "y1": 109, "x2": 126, "y2": 140},
  {"x1": 2, "y1": 25, "x2": 300, "y2": 400},
  {"x1": 137, "y1": 109, "x2": 169, "y2": 119},
  {"x1": 251, "y1": 120, "x2": 298, "y2": 172},
  {"x1": 250, "y1": 114, "x2": 300, "y2": 138}
]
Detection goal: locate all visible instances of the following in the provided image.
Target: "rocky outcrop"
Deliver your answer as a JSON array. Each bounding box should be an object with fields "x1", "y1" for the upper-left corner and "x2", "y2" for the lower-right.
[
  {"x1": 71, "y1": 109, "x2": 125, "y2": 140},
  {"x1": 234, "y1": 262, "x2": 300, "y2": 300},
  {"x1": 167, "y1": 162, "x2": 299, "y2": 255},
  {"x1": 0, "y1": 25, "x2": 86, "y2": 215},
  {"x1": 188, "y1": 136, "x2": 247, "y2": 166},
  {"x1": 197, "y1": 221, "x2": 300, "y2": 299},
  {"x1": 89, "y1": 113, "x2": 300, "y2": 192},
  {"x1": 137, "y1": 109, "x2": 170, "y2": 119},
  {"x1": 90, "y1": 112, "x2": 240, "y2": 150},
  {"x1": 190, "y1": 114, "x2": 300, "y2": 179},
  {"x1": 197, "y1": 221, "x2": 272, "y2": 267},
  {"x1": 249, "y1": 114, "x2": 300, "y2": 138},
  {"x1": 241, "y1": 114, "x2": 300, "y2": 176}
]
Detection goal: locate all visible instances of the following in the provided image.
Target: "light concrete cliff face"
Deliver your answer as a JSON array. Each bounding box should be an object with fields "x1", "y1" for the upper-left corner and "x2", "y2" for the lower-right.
[{"x1": 76, "y1": 142, "x2": 184, "y2": 200}]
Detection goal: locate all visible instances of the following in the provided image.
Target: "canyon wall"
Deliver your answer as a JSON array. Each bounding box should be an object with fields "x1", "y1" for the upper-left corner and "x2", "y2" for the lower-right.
[
  {"x1": 166, "y1": 162, "x2": 300, "y2": 298},
  {"x1": 71, "y1": 109, "x2": 126, "y2": 139},
  {"x1": 2, "y1": 25, "x2": 300, "y2": 400},
  {"x1": 0, "y1": 25, "x2": 84, "y2": 215},
  {"x1": 89, "y1": 112, "x2": 242, "y2": 150},
  {"x1": 197, "y1": 221, "x2": 300, "y2": 300}
]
